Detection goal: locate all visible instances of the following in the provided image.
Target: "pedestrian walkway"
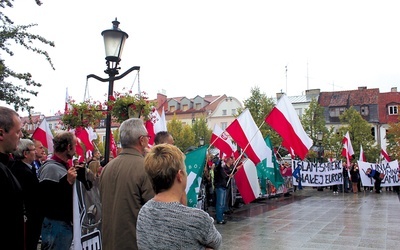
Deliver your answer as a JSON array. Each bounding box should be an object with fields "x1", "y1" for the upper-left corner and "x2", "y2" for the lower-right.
[{"x1": 214, "y1": 188, "x2": 400, "y2": 249}]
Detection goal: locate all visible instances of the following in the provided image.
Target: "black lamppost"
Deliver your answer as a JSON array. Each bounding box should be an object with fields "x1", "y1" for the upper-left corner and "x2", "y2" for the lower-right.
[
  {"x1": 87, "y1": 18, "x2": 140, "y2": 164},
  {"x1": 316, "y1": 131, "x2": 324, "y2": 163}
]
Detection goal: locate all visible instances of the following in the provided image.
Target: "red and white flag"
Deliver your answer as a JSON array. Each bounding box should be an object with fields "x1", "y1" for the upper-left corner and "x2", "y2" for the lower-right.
[
  {"x1": 341, "y1": 131, "x2": 354, "y2": 166},
  {"x1": 210, "y1": 124, "x2": 235, "y2": 158},
  {"x1": 32, "y1": 118, "x2": 54, "y2": 154},
  {"x1": 359, "y1": 145, "x2": 366, "y2": 162},
  {"x1": 145, "y1": 120, "x2": 156, "y2": 145},
  {"x1": 110, "y1": 133, "x2": 118, "y2": 158},
  {"x1": 265, "y1": 94, "x2": 312, "y2": 160},
  {"x1": 65, "y1": 87, "x2": 71, "y2": 112},
  {"x1": 226, "y1": 109, "x2": 269, "y2": 165},
  {"x1": 234, "y1": 159, "x2": 260, "y2": 204},
  {"x1": 381, "y1": 148, "x2": 391, "y2": 162},
  {"x1": 154, "y1": 108, "x2": 167, "y2": 133},
  {"x1": 74, "y1": 126, "x2": 94, "y2": 152}
]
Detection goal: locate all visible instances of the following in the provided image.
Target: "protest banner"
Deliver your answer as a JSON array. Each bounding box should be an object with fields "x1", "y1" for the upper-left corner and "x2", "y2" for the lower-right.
[
  {"x1": 292, "y1": 160, "x2": 343, "y2": 187},
  {"x1": 358, "y1": 160, "x2": 400, "y2": 187}
]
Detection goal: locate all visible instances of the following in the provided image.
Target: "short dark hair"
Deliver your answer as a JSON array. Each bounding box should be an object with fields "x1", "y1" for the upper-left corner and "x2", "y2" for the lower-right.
[
  {"x1": 53, "y1": 132, "x2": 75, "y2": 153},
  {"x1": 154, "y1": 131, "x2": 171, "y2": 145},
  {"x1": 0, "y1": 106, "x2": 19, "y2": 133}
]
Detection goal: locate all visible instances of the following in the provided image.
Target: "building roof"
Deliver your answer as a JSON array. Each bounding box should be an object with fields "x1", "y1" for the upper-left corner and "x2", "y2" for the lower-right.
[{"x1": 319, "y1": 88, "x2": 379, "y2": 107}]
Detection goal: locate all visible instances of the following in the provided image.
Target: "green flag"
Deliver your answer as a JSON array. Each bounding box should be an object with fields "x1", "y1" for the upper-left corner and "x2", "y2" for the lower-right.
[
  {"x1": 256, "y1": 136, "x2": 284, "y2": 189},
  {"x1": 185, "y1": 145, "x2": 208, "y2": 208}
]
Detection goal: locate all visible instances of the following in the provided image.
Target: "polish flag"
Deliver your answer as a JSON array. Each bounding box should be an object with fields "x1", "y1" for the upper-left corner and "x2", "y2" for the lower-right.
[
  {"x1": 74, "y1": 126, "x2": 94, "y2": 152},
  {"x1": 154, "y1": 108, "x2": 167, "y2": 133},
  {"x1": 210, "y1": 124, "x2": 235, "y2": 158},
  {"x1": 32, "y1": 118, "x2": 54, "y2": 154},
  {"x1": 341, "y1": 131, "x2": 354, "y2": 166},
  {"x1": 110, "y1": 133, "x2": 118, "y2": 158},
  {"x1": 359, "y1": 145, "x2": 366, "y2": 162},
  {"x1": 381, "y1": 148, "x2": 391, "y2": 162},
  {"x1": 65, "y1": 87, "x2": 71, "y2": 112},
  {"x1": 145, "y1": 120, "x2": 156, "y2": 145},
  {"x1": 265, "y1": 94, "x2": 312, "y2": 160},
  {"x1": 226, "y1": 109, "x2": 269, "y2": 165},
  {"x1": 234, "y1": 159, "x2": 260, "y2": 204}
]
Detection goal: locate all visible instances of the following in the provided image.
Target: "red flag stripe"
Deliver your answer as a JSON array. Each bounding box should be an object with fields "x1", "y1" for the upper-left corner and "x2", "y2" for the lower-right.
[{"x1": 265, "y1": 95, "x2": 312, "y2": 160}]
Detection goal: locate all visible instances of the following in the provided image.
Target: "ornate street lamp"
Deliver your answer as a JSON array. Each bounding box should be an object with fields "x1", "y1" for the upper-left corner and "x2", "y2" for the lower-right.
[
  {"x1": 199, "y1": 137, "x2": 205, "y2": 147},
  {"x1": 87, "y1": 18, "x2": 140, "y2": 164}
]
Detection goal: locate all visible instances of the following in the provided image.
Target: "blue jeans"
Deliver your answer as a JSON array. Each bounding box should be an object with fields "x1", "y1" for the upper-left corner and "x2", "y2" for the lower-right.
[
  {"x1": 41, "y1": 217, "x2": 73, "y2": 250},
  {"x1": 215, "y1": 187, "x2": 227, "y2": 222}
]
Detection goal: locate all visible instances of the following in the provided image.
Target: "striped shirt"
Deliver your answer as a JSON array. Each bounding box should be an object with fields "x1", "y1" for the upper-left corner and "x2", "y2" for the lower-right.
[{"x1": 137, "y1": 199, "x2": 222, "y2": 249}]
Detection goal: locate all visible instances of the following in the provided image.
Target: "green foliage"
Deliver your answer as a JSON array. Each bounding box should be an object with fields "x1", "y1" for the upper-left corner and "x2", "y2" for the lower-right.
[
  {"x1": 167, "y1": 115, "x2": 193, "y2": 152},
  {"x1": 107, "y1": 90, "x2": 156, "y2": 123},
  {"x1": 239, "y1": 86, "x2": 279, "y2": 144},
  {"x1": 62, "y1": 99, "x2": 106, "y2": 129},
  {"x1": 301, "y1": 98, "x2": 328, "y2": 142},
  {"x1": 0, "y1": 1, "x2": 55, "y2": 112},
  {"x1": 301, "y1": 98, "x2": 329, "y2": 160},
  {"x1": 192, "y1": 117, "x2": 211, "y2": 146},
  {"x1": 339, "y1": 106, "x2": 378, "y2": 162},
  {"x1": 386, "y1": 116, "x2": 400, "y2": 161}
]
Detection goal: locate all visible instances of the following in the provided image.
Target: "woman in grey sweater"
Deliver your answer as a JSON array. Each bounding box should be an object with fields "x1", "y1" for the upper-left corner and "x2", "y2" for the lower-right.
[{"x1": 137, "y1": 144, "x2": 222, "y2": 250}]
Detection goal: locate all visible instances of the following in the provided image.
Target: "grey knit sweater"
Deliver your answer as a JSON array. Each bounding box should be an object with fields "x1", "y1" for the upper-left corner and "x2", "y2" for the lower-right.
[{"x1": 137, "y1": 199, "x2": 222, "y2": 249}]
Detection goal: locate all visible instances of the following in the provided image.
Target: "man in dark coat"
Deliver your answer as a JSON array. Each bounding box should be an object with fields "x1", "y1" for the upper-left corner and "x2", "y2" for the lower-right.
[
  {"x1": 11, "y1": 139, "x2": 43, "y2": 250},
  {"x1": 0, "y1": 106, "x2": 24, "y2": 250}
]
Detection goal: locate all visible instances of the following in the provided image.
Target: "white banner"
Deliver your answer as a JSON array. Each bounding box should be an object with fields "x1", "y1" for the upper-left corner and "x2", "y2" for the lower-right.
[
  {"x1": 292, "y1": 160, "x2": 343, "y2": 187},
  {"x1": 358, "y1": 160, "x2": 400, "y2": 187}
]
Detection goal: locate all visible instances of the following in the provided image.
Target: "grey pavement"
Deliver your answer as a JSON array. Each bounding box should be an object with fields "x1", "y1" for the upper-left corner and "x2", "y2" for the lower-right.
[{"x1": 212, "y1": 187, "x2": 400, "y2": 250}]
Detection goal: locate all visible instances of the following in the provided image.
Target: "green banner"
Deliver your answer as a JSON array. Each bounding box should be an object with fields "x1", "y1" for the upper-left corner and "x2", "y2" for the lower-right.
[
  {"x1": 185, "y1": 145, "x2": 208, "y2": 208},
  {"x1": 257, "y1": 136, "x2": 284, "y2": 190}
]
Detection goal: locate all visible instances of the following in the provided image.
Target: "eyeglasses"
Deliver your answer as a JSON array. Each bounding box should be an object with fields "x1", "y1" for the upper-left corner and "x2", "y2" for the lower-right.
[
  {"x1": 139, "y1": 134, "x2": 151, "y2": 140},
  {"x1": 26, "y1": 148, "x2": 36, "y2": 152}
]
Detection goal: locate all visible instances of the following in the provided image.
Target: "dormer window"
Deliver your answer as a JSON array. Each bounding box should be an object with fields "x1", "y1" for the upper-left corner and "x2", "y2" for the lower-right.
[{"x1": 388, "y1": 105, "x2": 398, "y2": 115}]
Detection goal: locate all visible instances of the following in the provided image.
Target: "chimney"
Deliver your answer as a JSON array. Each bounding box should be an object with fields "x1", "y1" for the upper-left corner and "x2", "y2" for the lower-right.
[
  {"x1": 358, "y1": 86, "x2": 367, "y2": 90},
  {"x1": 391, "y1": 87, "x2": 397, "y2": 92},
  {"x1": 276, "y1": 92, "x2": 284, "y2": 100},
  {"x1": 157, "y1": 92, "x2": 167, "y2": 109}
]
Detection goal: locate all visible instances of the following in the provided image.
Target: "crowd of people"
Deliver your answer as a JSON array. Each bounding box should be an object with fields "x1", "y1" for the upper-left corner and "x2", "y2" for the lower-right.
[
  {"x1": 1, "y1": 107, "x2": 221, "y2": 250},
  {"x1": 3, "y1": 104, "x2": 398, "y2": 250}
]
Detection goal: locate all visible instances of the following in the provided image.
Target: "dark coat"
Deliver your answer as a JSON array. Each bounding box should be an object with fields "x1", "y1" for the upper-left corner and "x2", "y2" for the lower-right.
[
  {"x1": 10, "y1": 160, "x2": 43, "y2": 250},
  {"x1": 0, "y1": 153, "x2": 24, "y2": 250}
]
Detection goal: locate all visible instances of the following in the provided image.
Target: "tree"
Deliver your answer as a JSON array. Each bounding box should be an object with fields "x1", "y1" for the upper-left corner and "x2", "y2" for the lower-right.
[
  {"x1": 386, "y1": 116, "x2": 400, "y2": 161},
  {"x1": 0, "y1": 0, "x2": 55, "y2": 112},
  {"x1": 192, "y1": 117, "x2": 211, "y2": 146},
  {"x1": 167, "y1": 115, "x2": 195, "y2": 152},
  {"x1": 239, "y1": 86, "x2": 278, "y2": 144},
  {"x1": 301, "y1": 98, "x2": 327, "y2": 142},
  {"x1": 339, "y1": 106, "x2": 378, "y2": 162},
  {"x1": 301, "y1": 98, "x2": 329, "y2": 161}
]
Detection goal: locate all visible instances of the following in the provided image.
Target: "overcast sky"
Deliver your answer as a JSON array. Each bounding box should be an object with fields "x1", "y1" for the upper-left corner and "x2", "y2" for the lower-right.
[{"x1": 3, "y1": 0, "x2": 400, "y2": 116}]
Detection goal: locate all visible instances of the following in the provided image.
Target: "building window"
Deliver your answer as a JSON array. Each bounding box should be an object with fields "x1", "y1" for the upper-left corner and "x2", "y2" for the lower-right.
[
  {"x1": 182, "y1": 104, "x2": 189, "y2": 111},
  {"x1": 195, "y1": 103, "x2": 201, "y2": 109},
  {"x1": 99, "y1": 119, "x2": 105, "y2": 128},
  {"x1": 102, "y1": 136, "x2": 106, "y2": 144},
  {"x1": 49, "y1": 123, "x2": 53, "y2": 129},
  {"x1": 360, "y1": 106, "x2": 369, "y2": 116},
  {"x1": 221, "y1": 122, "x2": 227, "y2": 130},
  {"x1": 329, "y1": 107, "x2": 346, "y2": 117},
  {"x1": 222, "y1": 110, "x2": 227, "y2": 116},
  {"x1": 388, "y1": 105, "x2": 398, "y2": 115},
  {"x1": 169, "y1": 106, "x2": 176, "y2": 112},
  {"x1": 231, "y1": 109, "x2": 236, "y2": 115},
  {"x1": 295, "y1": 108, "x2": 302, "y2": 117}
]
